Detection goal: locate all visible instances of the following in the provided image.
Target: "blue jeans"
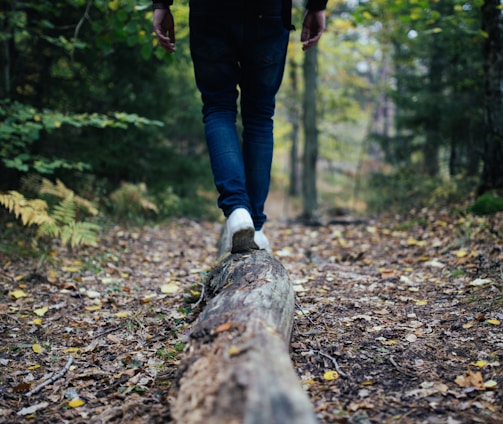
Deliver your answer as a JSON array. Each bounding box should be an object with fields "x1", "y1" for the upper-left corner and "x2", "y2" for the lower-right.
[{"x1": 189, "y1": 0, "x2": 289, "y2": 230}]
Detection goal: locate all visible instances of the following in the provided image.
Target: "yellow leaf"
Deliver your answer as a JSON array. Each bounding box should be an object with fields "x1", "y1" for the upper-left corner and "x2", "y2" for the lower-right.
[
  {"x1": 27, "y1": 364, "x2": 41, "y2": 370},
  {"x1": 63, "y1": 347, "x2": 80, "y2": 354},
  {"x1": 486, "y1": 319, "x2": 500, "y2": 325},
  {"x1": 323, "y1": 370, "x2": 339, "y2": 381},
  {"x1": 229, "y1": 345, "x2": 240, "y2": 356},
  {"x1": 463, "y1": 322, "x2": 474, "y2": 329},
  {"x1": 471, "y1": 360, "x2": 487, "y2": 368},
  {"x1": 32, "y1": 344, "x2": 43, "y2": 353},
  {"x1": 381, "y1": 339, "x2": 398, "y2": 346},
  {"x1": 34, "y1": 306, "x2": 49, "y2": 316},
  {"x1": 15, "y1": 275, "x2": 25, "y2": 281},
  {"x1": 47, "y1": 270, "x2": 57, "y2": 283},
  {"x1": 406, "y1": 237, "x2": 418, "y2": 246},
  {"x1": 415, "y1": 300, "x2": 428, "y2": 306},
  {"x1": 62, "y1": 266, "x2": 80, "y2": 273},
  {"x1": 68, "y1": 398, "x2": 85, "y2": 408},
  {"x1": 84, "y1": 304, "x2": 102, "y2": 311},
  {"x1": 32, "y1": 318, "x2": 42, "y2": 326},
  {"x1": 455, "y1": 249, "x2": 468, "y2": 258},
  {"x1": 10, "y1": 289, "x2": 27, "y2": 299},
  {"x1": 161, "y1": 282, "x2": 180, "y2": 294},
  {"x1": 114, "y1": 312, "x2": 129, "y2": 318}
]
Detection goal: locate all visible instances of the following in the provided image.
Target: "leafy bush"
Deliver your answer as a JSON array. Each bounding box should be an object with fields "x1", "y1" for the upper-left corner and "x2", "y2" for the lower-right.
[
  {"x1": 109, "y1": 182, "x2": 159, "y2": 220},
  {"x1": 469, "y1": 192, "x2": 503, "y2": 215},
  {"x1": 365, "y1": 168, "x2": 477, "y2": 214}
]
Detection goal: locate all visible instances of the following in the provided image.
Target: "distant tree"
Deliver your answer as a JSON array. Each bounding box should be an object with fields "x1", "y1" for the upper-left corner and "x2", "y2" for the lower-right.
[
  {"x1": 302, "y1": 45, "x2": 319, "y2": 221},
  {"x1": 480, "y1": 0, "x2": 503, "y2": 191}
]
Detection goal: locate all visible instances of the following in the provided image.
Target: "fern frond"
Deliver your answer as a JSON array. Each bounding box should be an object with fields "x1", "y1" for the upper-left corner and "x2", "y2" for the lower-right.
[
  {"x1": 36, "y1": 220, "x2": 60, "y2": 240},
  {"x1": 0, "y1": 191, "x2": 52, "y2": 226},
  {"x1": 40, "y1": 178, "x2": 98, "y2": 216},
  {"x1": 68, "y1": 221, "x2": 100, "y2": 247},
  {"x1": 51, "y1": 197, "x2": 77, "y2": 226}
]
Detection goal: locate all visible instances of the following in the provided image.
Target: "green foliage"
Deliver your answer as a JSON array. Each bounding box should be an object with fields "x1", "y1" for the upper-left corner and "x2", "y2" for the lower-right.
[
  {"x1": 0, "y1": 179, "x2": 100, "y2": 248},
  {"x1": 353, "y1": 0, "x2": 486, "y2": 178},
  {"x1": 0, "y1": 100, "x2": 163, "y2": 176},
  {"x1": 469, "y1": 193, "x2": 503, "y2": 215},
  {"x1": 365, "y1": 168, "x2": 478, "y2": 213}
]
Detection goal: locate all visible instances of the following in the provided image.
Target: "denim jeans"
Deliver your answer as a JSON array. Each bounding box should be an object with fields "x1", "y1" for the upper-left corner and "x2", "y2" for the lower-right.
[{"x1": 189, "y1": 0, "x2": 290, "y2": 230}]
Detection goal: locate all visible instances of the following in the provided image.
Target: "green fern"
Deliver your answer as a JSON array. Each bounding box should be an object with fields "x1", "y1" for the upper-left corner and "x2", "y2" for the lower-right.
[{"x1": 36, "y1": 197, "x2": 99, "y2": 248}]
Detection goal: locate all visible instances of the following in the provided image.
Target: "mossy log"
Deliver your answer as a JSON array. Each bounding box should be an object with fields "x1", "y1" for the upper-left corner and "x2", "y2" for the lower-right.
[{"x1": 170, "y1": 250, "x2": 317, "y2": 424}]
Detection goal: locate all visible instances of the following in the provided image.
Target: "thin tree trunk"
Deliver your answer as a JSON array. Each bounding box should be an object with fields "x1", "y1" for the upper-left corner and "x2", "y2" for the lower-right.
[
  {"x1": 480, "y1": 0, "x2": 503, "y2": 191},
  {"x1": 302, "y1": 45, "x2": 319, "y2": 221},
  {"x1": 288, "y1": 58, "x2": 301, "y2": 197}
]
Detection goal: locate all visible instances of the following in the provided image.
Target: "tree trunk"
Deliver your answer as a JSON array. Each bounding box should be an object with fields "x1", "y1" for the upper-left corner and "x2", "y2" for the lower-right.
[
  {"x1": 288, "y1": 58, "x2": 301, "y2": 197},
  {"x1": 480, "y1": 0, "x2": 503, "y2": 191},
  {"x1": 302, "y1": 45, "x2": 319, "y2": 221},
  {"x1": 170, "y1": 250, "x2": 317, "y2": 424}
]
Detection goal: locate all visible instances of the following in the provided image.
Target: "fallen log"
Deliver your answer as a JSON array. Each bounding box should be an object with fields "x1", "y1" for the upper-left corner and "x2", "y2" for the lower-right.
[{"x1": 170, "y1": 250, "x2": 317, "y2": 424}]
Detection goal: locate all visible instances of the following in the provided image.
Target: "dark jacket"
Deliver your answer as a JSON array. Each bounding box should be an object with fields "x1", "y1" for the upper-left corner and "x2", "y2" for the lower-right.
[{"x1": 152, "y1": 0, "x2": 328, "y2": 29}]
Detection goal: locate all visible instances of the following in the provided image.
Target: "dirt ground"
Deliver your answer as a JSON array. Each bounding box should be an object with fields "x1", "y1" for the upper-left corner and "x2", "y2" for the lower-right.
[{"x1": 0, "y1": 203, "x2": 502, "y2": 423}]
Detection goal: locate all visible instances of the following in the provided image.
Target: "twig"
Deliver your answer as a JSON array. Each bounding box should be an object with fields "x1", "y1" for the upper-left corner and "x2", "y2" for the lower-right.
[
  {"x1": 389, "y1": 355, "x2": 415, "y2": 378},
  {"x1": 193, "y1": 282, "x2": 206, "y2": 308},
  {"x1": 316, "y1": 350, "x2": 349, "y2": 379},
  {"x1": 295, "y1": 301, "x2": 317, "y2": 326},
  {"x1": 71, "y1": 0, "x2": 92, "y2": 61},
  {"x1": 26, "y1": 356, "x2": 74, "y2": 396}
]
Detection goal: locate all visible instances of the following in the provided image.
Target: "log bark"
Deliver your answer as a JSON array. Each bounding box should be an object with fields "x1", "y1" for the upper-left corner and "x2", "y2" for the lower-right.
[{"x1": 170, "y1": 250, "x2": 317, "y2": 424}]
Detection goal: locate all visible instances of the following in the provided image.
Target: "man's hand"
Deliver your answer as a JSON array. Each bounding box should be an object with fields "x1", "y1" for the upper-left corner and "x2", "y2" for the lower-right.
[
  {"x1": 153, "y1": 8, "x2": 175, "y2": 54},
  {"x1": 301, "y1": 10, "x2": 326, "y2": 51}
]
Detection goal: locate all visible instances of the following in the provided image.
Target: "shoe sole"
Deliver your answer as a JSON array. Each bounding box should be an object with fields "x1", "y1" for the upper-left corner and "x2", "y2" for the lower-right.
[{"x1": 231, "y1": 228, "x2": 258, "y2": 253}]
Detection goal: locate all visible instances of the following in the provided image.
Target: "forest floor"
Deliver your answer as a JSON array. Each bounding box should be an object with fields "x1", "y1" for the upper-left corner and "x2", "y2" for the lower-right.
[{"x1": 0, "y1": 202, "x2": 502, "y2": 423}]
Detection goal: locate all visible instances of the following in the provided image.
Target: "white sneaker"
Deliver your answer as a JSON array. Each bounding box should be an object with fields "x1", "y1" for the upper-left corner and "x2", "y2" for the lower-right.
[
  {"x1": 223, "y1": 208, "x2": 258, "y2": 254},
  {"x1": 254, "y1": 229, "x2": 272, "y2": 253}
]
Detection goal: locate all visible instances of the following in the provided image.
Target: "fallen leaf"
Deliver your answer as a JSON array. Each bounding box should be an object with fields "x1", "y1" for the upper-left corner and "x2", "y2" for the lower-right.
[
  {"x1": 484, "y1": 380, "x2": 498, "y2": 389},
  {"x1": 229, "y1": 345, "x2": 240, "y2": 356},
  {"x1": 405, "y1": 334, "x2": 417, "y2": 343},
  {"x1": 33, "y1": 306, "x2": 49, "y2": 316},
  {"x1": 84, "y1": 304, "x2": 102, "y2": 311},
  {"x1": 455, "y1": 249, "x2": 468, "y2": 258},
  {"x1": 415, "y1": 300, "x2": 428, "y2": 306},
  {"x1": 86, "y1": 290, "x2": 101, "y2": 299},
  {"x1": 10, "y1": 289, "x2": 27, "y2": 299},
  {"x1": 471, "y1": 360, "x2": 487, "y2": 368},
  {"x1": 32, "y1": 344, "x2": 43, "y2": 354},
  {"x1": 486, "y1": 319, "x2": 500, "y2": 325},
  {"x1": 215, "y1": 321, "x2": 233, "y2": 333},
  {"x1": 469, "y1": 278, "x2": 492, "y2": 287},
  {"x1": 27, "y1": 364, "x2": 41, "y2": 370},
  {"x1": 68, "y1": 398, "x2": 85, "y2": 408},
  {"x1": 17, "y1": 402, "x2": 49, "y2": 416},
  {"x1": 323, "y1": 370, "x2": 339, "y2": 381},
  {"x1": 161, "y1": 281, "x2": 180, "y2": 294},
  {"x1": 32, "y1": 318, "x2": 42, "y2": 326},
  {"x1": 455, "y1": 368, "x2": 485, "y2": 390}
]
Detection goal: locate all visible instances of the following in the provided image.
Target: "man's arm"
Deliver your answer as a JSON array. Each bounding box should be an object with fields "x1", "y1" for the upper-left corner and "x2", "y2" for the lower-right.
[
  {"x1": 152, "y1": 0, "x2": 175, "y2": 53},
  {"x1": 301, "y1": 1, "x2": 327, "y2": 50}
]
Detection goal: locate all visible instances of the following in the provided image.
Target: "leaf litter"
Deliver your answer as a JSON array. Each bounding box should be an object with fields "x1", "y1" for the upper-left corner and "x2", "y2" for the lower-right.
[{"x1": 0, "y1": 209, "x2": 502, "y2": 423}]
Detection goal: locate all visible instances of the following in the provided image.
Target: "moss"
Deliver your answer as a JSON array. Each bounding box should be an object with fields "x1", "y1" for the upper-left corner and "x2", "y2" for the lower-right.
[{"x1": 469, "y1": 193, "x2": 503, "y2": 215}]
